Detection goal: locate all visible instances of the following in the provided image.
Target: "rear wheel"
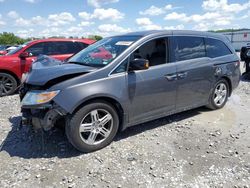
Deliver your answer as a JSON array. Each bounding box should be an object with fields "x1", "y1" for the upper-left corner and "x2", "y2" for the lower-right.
[
  {"x1": 66, "y1": 101, "x2": 119, "y2": 152},
  {"x1": 207, "y1": 79, "x2": 229, "y2": 110},
  {"x1": 0, "y1": 73, "x2": 17, "y2": 97}
]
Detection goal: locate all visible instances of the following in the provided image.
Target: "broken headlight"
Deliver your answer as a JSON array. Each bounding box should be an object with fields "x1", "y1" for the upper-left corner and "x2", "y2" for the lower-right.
[{"x1": 21, "y1": 90, "x2": 60, "y2": 106}]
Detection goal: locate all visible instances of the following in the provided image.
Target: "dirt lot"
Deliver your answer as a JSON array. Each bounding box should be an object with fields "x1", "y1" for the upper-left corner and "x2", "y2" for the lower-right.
[{"x1": 0, "y1": 67, "x2": 250, "y2": 188}]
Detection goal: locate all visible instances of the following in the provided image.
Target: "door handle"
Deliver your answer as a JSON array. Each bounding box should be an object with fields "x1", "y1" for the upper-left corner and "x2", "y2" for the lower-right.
[
  {"x1": 177, "y1": 72, "x2": 188, "y2": 79},
  {"x1": 165, "y1": 74, "x2": 177, "y2": 81}
]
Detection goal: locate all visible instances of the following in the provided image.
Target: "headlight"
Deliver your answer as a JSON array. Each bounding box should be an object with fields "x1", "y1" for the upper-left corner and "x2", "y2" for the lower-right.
[{"x1": 21, "y1": 90, "x2": 60, "y2": 105}]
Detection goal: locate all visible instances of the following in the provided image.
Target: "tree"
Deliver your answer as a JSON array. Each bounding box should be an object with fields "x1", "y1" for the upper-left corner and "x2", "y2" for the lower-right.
[
  {"x1": 0, "y1": 32, "x2": 30, "y2": 45},
  {"x1": 87, "y1": 35, "x2": 103, "y2": 41}
]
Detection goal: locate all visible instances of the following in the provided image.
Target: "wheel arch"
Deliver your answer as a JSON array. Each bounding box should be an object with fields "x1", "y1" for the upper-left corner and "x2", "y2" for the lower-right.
[
  {"x1": 0, "y1": 69, "x2": 20, "y2": 85},
  {"x1": 71, "y1": 96, "x2": 126, "y2": 131},
  {"x1": 220, "y1": 76, "x2": 232, "y2": 96}
]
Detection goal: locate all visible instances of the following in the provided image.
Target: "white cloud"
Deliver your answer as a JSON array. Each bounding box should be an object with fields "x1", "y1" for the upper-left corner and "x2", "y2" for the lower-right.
[
  {"x1": 66, "y1": 26, "x2": 83, "y2": 34},
  {"x1": 87, "y1": 0, "x2": 119, "y2": 8},
  {"x1": 15, "y1": 16, "x2": 48, "y2": 27},
  {"x1": 98, "y1": 24, "x2": 130, "y2": 33},
  {"x1": 136, "y1": 17, "x2": 152, "y2": 25},
  {"x1": 0, "y1": 0, "x2": 5, "y2": 2},
  {"x1": 164, "y1": 12, "x2": 187, "y2": 21},
  {"x1": 48, "y1": 12, "x2": 75, "y2": 26},
  {"x1": 139, "y1": 4, "x2": 173, "y2": 16},
  {"x1": 78, "y1": 8, "x2": 124, "y2": 21},
  {"x1": 0, "y1": 20, "x2": 6, "y2": 26},
  {"x1": 142, "y1": 24, "x2": 162, "y2": 30},
  {"x1": 7, "y1": 11, "x2": 19, "y2": 19},
  {"x1": 136, "y1": 17, "x2": 162, "y2": 30},
  {"x1": 164, "y1": 11, "x2": 233, "y2": 25},
  {"x1": 164, "y1": 24, "x2": 185, "y2": 30},
  {"x1": 15, "y1": 17, "x2": 31, "y2": 26},
  {"x1": 92, "y1": 8, "x2": 124, "y2": 21},
  {"x1": 163, "y1": 0, "x2": 250, "y2": 31},
  {"x1": 78, "y1": 12, "x2": 92, "y2": 20},
  {"x1": 202, "y1": 0, "x2": 250, "y2": 13},
  {"x1": 14, "y1": 12, "x2": 75, "y2": 28},
  {"x1": 16, "y1": 29, "x2": 34, "y2": 38},
  {"x1": 78, "y1": 21, "x2": 94, "y2": 27}
]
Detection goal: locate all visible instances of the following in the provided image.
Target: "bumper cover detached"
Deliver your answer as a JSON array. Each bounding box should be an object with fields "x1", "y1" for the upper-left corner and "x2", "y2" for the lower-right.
[{"x1": 21, "y1": 105, "x2": 67, "y2": 131}]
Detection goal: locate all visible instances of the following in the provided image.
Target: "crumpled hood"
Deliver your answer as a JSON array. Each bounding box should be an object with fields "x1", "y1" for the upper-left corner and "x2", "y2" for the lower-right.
[{"x1": 25, "y1": 55, "x2": 96, "y2": 86}]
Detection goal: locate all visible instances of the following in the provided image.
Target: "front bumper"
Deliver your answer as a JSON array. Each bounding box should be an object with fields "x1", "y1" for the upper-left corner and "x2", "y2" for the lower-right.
[
  {"x1": 21, "y1": 104, "x2": 67, "y2": 131},
  {"x1": 20, "y1": 83, "x2": 67, "y2": 130}
]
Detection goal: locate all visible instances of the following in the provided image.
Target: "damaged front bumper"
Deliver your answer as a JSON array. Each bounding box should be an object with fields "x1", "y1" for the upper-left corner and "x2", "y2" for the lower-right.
[{"x1": 21, "y1": 104, "x2": 67, "y2": 131}]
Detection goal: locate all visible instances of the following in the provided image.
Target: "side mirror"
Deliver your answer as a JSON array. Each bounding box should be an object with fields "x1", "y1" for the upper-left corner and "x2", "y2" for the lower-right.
[
  {"x1": 19, "y1": 52, "x2": 30, "y2": 59},
  {"x1": 129, "y1": 58, "x2": 149, "y2": 72}
]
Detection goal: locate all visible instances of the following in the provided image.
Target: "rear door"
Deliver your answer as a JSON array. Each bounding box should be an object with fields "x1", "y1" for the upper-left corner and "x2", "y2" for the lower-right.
[
  {"x1": 48, "y1": 41, "x2": 83, "y2": 61},
  {"x1": 127, "y1": 37, "x2": 177, "y2": 124},
  {"x1": 171, "y1": 36, "x2": 214, "y2": 110}
]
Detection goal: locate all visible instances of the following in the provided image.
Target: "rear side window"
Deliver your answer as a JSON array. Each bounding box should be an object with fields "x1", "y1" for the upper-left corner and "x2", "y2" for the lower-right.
[
  {"x1": 47, "y1": 42, "x2": 83, "y2": 55},
  {"x1": 205, "y1": 38, "x2": 232, "y2": 58},
  {"x1": 172, "y1": 36, "x2": 206, "y2": 61}
]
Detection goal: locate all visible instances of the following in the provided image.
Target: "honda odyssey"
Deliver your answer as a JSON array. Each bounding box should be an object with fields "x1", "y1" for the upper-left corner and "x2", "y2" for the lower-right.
[{"x1": 20, "y1": 30, "x2": 241, "y2": 152}]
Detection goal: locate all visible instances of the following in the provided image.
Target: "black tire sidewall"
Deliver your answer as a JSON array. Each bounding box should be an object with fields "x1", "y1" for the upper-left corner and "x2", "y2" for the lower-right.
[
  {"x1": 210, "y1": 79, "x2": 229, "y2": 109},
  {"x1": 66, "y1": 101, "x2": 119, "y2": 153},
  {"x1": 0, "y1": 73, "x2": 17, "y2": 96}
]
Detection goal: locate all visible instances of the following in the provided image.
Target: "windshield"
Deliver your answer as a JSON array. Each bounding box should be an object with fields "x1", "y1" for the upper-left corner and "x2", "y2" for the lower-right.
[
  {"x1": 68, "y1": 36, "x2": 141, "y2": 67},
  {"x1": 7, "y1": 41, "x2": 32, "y2": 55}
]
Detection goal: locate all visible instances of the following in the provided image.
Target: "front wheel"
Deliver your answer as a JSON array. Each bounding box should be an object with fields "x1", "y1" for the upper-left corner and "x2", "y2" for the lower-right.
[
  {"x1": 0, "y1": 73, "x2": 17, "y2": 97},
  {"x1": 66, "y1": 101, "x2": 119, "y2": 153},
  {"x1": 207, "y1": 79, "x2": 229, "y2": 110}
]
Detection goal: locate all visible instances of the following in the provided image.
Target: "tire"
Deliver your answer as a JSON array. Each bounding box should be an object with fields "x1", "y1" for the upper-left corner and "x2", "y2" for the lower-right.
[
  {"x1": 0, "y1": 73, "x2": 18, "y2": 97},
  {"x1": 66, "y1": 101, "x2": 119, "y2": 153},
  {"x1": 206, "y1": 79, "x2": 229, "y2": 110}
]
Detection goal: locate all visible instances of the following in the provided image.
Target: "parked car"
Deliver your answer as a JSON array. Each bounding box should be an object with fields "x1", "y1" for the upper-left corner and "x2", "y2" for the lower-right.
[
  {"x1": 5, "y1": 45, "x2": 19, "y2": 53},
  {"x1": 240, "y1": 45, "x2": 250, "y2": 74},
  {"x1": 20, "y1": 30, "x2": 240, "y2": 152},
  {"x1": 0, "y1": 38, "x2": 95, "y2": 96},
  {"x1": 0, "y1": 45, "x2": 11, "y2": 56}
]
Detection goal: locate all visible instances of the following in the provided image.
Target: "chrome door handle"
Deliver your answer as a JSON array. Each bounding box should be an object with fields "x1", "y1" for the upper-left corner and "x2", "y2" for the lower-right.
[
  {"x1": 165, "y1": 74, "x2": 177, "y2": 81},
  {"x1": 178, "y1": 72, "x2": 188, "y2": 79}
]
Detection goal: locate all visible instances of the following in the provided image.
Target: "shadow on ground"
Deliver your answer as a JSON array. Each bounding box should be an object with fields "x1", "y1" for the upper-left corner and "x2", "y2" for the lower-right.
[
  {"x1": 241, "y1": 73, "x2": 250, "y2": 82},
  {"x1": 0, "y1": 107, "x2": 207, "y2": 159}
]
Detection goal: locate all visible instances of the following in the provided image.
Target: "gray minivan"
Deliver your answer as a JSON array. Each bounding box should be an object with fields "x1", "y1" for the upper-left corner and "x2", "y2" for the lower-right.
[{"x1": 20, "y1": 30, "x2": 241, "y2": 152}]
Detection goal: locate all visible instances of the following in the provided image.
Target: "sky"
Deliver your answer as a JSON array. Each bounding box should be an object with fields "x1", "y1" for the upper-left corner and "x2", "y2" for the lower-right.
[{"x1": 0, "y1": 0, "x2": 250, "y2": 38}]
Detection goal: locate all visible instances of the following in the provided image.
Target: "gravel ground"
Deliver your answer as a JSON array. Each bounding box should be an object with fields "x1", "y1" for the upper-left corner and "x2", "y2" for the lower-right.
[{"x1": 0, "y1": 68, "x2": 250, "y2": 188}]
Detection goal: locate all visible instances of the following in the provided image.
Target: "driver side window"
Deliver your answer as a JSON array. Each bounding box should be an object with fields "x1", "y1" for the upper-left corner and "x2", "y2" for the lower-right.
[
  {"x1": 25, "y1": 42, "x2": 47, "y2": 56},
  {"x1": 131, "y1": 38, "x2": 168, "y2": 67}
]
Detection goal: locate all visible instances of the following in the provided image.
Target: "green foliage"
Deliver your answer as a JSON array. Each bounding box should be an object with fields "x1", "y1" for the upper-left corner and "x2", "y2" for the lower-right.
[
  {"x1": 209, "y1": 28, "x2": 250, "y2": 33},
  {"x1": 0, "y1": 32, "x2": 30, "y2": 45},
  {"x1": 87, "y1": 35, "x2": 103, "y2": 41}
]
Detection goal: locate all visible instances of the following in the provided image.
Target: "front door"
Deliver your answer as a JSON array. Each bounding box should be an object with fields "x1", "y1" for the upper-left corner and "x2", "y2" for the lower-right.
[{"x1": 127, "y1": 37, "x2": 177, "y2": 125}]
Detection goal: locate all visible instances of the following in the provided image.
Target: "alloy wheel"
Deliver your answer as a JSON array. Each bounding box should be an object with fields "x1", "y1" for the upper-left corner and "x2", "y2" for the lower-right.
[
  {"x1": 213, "y1": 82, "x2": 227, "y2": 106},
  {"x1": 79, "y1": 109, "x2": 113, "y2": 145},
  {"x1": 0, "y1": 75, "x2": 14, "y2": 96}
]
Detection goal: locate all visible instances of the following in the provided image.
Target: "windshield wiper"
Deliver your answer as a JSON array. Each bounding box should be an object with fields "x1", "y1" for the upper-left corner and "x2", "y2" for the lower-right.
[{"x1": 67, "y1": 61, "x2": 94, "y2": 67}]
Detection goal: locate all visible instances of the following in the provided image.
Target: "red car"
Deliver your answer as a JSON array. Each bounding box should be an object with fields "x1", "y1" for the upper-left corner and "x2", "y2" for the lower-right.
[
  {"x1": 0, "y1": 38, "x2": 95, "y2": 96},
  {"x1": 90, "y1": 47, "x2": 113, "y2": 59}
]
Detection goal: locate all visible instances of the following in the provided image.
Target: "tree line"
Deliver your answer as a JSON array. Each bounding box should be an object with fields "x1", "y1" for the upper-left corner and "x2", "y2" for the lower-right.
[{"x1": 0, "y1": 32, "x2": 103, "y2": 45}]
